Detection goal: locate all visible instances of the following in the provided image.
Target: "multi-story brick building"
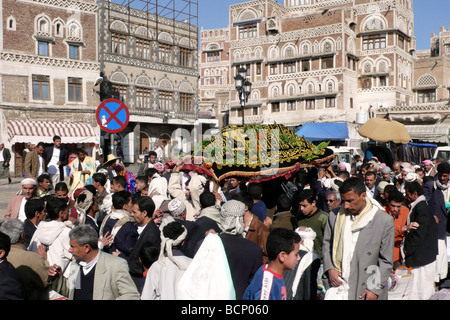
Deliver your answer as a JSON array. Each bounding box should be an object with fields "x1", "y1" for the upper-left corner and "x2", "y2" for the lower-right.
[
  {"x1": 97, "y1": 0, "x2": 216, "y2": 163},
  {"x1": 0, "y1": 0, "x2": 100, "y2": 175},
  {"x1": 198, "y1": 26, "x2": 231, "y2": 126},
  {"x1": 378, "y1": 25, "x2": 450, "y2": 144},
  {"x1": 199, "y1": 0, "x2": 416, "y2": 146}
]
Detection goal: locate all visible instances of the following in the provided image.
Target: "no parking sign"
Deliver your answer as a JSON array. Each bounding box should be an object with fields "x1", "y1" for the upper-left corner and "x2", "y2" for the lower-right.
[{"x1": 96, "y1": 98, "x2": 129, "y2": 134}]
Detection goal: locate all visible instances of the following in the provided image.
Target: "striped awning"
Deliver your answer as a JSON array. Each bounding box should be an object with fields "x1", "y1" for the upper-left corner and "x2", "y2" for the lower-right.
[{"x1": 7, "y1": 120, "x2": 98, "y2": 144}]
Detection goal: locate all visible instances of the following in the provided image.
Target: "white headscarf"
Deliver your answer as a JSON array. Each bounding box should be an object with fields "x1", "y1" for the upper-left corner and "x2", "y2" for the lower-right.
[
  {"x1": 291, "y1": 226, "x2": 317, "y2": 296},
  {"x1": 322, "y1": 177, "x2": 343, "y2": 191},
  {"x1": 168, "y1": 198, "x2": 186, "y2": 217},
  {"x1": 158, "y1": 216, "x2": 189, "y2": 270},
  {"x1": 148, "y1": 173, "x2": 168, "y2": 197},
  {"x1": 74, "y1": 189, "x2": 94, "y2": 225},
  {"x1": 21, "y1": 178, "x2": 37, "y2": 186},
  {"x1": 295, "y1": 226, "x2": 316, "y2": 252},
  {"x1": 219, "y1": 200, "x2": 245, "y2": 236}
]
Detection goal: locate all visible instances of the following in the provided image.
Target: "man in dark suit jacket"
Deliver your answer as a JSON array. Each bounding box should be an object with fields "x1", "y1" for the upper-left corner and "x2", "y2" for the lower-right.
[
  {"x1": 0, "y1": 143, "x2": 11, "y2": 184},
  {"x1": 184, "y1": 214, "x2": 222, "y2": 258},
  {"x1": 128, "y1": 196, "x2": 161, "y2": 290},
  {"x1": 0, "y1": 231, "x2": 24, "y2": 300},
  {"x1": 219, "y1": 231, "x2": 263, "y2": 300},
  {"x1": 423, "y1": 162, "x2": 450, "y2": 284},
  {"x1": 23, "y1": 198, "x2": 46, "y2": 248},
  {"x1": 217, "y1": 200, "x2": 263, "y2": 300},
  {"x1": 101, "y1": 191, "x2": 138, "y2": 260},
  {"x1": 44, "y1": 135, "x2": 69, "y2": 184},
  {"x1": 365, "y1": 170, "x2": 380, "y2": 200},
  {"x1": 404, "y1": 181, "x2": 439, "y2": 300}
]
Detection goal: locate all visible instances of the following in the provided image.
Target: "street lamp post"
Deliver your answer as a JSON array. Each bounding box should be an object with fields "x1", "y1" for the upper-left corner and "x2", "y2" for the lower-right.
[
  {"x1": 447, "y1": 86, "x2": 450, "y2": 104},
  {"x1": 234, "y1": 67, "x2": 252, "y2": 125}
]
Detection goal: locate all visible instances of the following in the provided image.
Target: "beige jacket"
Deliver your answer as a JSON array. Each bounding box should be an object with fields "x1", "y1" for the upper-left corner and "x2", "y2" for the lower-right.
[
  {"x1": 24, "y1": 150, "x2": 46, "y2": 180},
  {"x1": 61, "y1": 251, "x2": 141, "y2": 300},
  {"x1": 8, "y1": 243, "x2": 50, "y2": 286}
]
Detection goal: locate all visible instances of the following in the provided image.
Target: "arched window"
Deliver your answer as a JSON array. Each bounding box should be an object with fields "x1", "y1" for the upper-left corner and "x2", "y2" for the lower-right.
[
  {"x1": 327, "y1": 81, "x2": 334, "y2": 92},
  {"x1": 36, "y1": 16, "x2": 51, "y2": 36},
  {"x1": 417, "y1": 74, "x2": 437, "y2": 86},
  {"x1": 285, "y1": 46, "x2": 295, "y2": 58},
  {"x1": 302, "y1": 44, "x2": 309, "y2": 55},
  {"x1": 269, "y1": 47, "x2": 278, "y2": 59},
  {"x1": 364, "y1": 16, "x2": 385, "y2": 31},
  {"x1": 7, "y1": 17, "x2": 16, "y2": 31},
  {"x1": 323, "y1": 41, "x2": 332, "y2": 53},
  {"x1": 39, "y1": 19, "x2": 49, "y2": 34},
  {"x1": 35, "y1": 16, "x2": 52, "y2": 56},
  {"x1": 67, "y1": 22, "x2": 82, "y2": 40}
]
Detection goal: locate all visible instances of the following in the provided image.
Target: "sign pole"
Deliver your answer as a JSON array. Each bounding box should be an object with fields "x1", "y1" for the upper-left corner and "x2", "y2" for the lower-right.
[
  {"x1": 110, "y1": 133, "x2": 114, "y2": 155},
  {"x1": 96, "y1": 98, "x2": 130, "y2": 159}
]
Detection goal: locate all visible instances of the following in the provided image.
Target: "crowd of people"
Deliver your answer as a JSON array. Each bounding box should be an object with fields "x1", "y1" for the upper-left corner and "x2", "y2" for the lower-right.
[{"x1": 0, "y1": 135, "x2": 449, "y2": 301}]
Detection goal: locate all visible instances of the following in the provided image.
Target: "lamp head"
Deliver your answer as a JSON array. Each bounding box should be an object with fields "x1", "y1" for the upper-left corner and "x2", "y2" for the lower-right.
[
  {"x1": 234, "y1": 75, "x2": 243, "y2": 89},
  {"x1": 94, "y1": 77, "x2": 103, "y2": 86},
  {"x1": 238, "y1": 67, "x2": 247, "y2": 79},
  {"x1": 244, "y1": 80, "x2": 252, "y2": 94}
]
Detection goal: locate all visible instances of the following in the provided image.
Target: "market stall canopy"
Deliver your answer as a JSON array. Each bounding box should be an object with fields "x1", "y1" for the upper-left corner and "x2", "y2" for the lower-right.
[
  {"x1": 405, "y1": 124, "x2": 450, "y2": 144},
  {"x1": 296, "y1": 122, "x2": 349, "y2": 142},
  {"x1": 358, "y1": 118, "x2": 411, "y2": 144},
  {"x1": 189, "y1": 123, "x2": 334, "y2": 182},
  {"x1": 7, "y1": 120, "x2": 98, "y2": 144}
]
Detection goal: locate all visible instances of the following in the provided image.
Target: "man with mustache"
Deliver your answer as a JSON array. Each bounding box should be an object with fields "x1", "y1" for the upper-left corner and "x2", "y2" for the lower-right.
[{"x1": 4, "y1": 178, "x2": 38, "y2": 221}]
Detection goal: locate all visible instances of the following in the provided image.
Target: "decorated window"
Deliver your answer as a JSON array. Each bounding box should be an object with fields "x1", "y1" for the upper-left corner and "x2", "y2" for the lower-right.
[
  {"x1": 136, "y1": 38, "x2": 151, "y2": 60},
  {"x1": 136, "y1": 87, "x2": 151, "y2": 109},
  {"x1": 239, "y1": 23, "x2": 257, "y2": 39},
  {"x1": 111, "y1": 32, "x2": 127, "y2": 55},
  {"x1": 363, "y1": 34, "x2": 386, "y2": 50}
]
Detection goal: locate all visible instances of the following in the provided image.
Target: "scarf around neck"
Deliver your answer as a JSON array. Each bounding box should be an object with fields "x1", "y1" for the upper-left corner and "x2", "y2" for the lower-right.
[
  {"x1": 98, "y1": 209, "x2": 135, "y2": 239},
  {"x1": 435, "y1": 179, "x2": 450, "y2": 191},
  {"x1": 332, "y1": 197, "x2": 379, "y2": 274}
]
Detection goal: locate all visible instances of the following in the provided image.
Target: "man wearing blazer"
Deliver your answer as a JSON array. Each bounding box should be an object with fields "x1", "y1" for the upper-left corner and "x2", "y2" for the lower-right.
[
  {"x1": 423, "y1": 162, "x2": 450, "y2": 285},
  {"x1": 4, "y1": 178, "x2": 38, "y2": 221},
  {"x1": 128, "y1": 196, "x2": 161, "y2": 291},
  {"x1": 365, "y1": 171, "x2": 380, "y2": 200},
  {"x1": 404, "y1": 181, "x2": 439, "y2": 300},
  {"x1": 0, "y1": 231, "x2": 24, "y2": 300},
  {"x1": 322, "y1": 177, "x2": 394, "y2": 300},
  {"x1": 48, "y1": 224, "x2": 140, "y2": 300},
  {"x1": 0, "y1": 143, "x2": 11, "y2": 184},
  {"x1": 45, "y1": 136, "x2": 69, "y2": 184},
  {"x1": 24, "y1": 142, "x2": 46, "y2": 180}
]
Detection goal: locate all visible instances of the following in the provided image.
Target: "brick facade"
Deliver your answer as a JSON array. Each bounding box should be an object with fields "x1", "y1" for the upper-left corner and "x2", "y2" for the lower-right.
[
  {"x1": 0, "y1": 0, "x2": 100, "y2": 175},
  {"x1": 199, "y1": 0, "x2": 416, "y2": 143},
  {"x1": 378, "y1": 25, "x2": 450, "y2": 144}
]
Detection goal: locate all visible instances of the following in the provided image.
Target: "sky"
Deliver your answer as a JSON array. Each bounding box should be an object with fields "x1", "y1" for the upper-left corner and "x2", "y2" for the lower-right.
[{"x1": 197, "y1": 0, "x2": 450, "y2": 51}]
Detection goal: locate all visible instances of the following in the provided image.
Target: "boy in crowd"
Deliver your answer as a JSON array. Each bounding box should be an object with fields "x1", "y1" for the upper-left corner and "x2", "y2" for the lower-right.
[{"x1": 243, "y1": 228, "x2": 300, "y2": 300}]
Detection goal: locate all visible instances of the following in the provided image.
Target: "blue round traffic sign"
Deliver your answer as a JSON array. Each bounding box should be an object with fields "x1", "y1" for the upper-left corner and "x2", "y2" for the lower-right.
[{"x1": 96, "y1": 98, "x2": 130, "y2": 134}]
